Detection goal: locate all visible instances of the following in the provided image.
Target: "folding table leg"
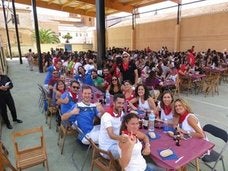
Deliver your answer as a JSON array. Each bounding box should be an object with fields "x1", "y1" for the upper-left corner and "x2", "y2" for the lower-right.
[{"x1": 195, "y1": 158, "x2": 200, "y2": 171}]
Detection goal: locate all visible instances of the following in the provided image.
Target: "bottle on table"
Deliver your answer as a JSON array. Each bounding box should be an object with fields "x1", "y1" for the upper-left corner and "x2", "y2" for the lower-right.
[
  {"x1": 105, "y1": 91, "x2": 111, "y2": 106},
  {"x1": 163, "y1": 118, "x2": 169, "y2": 132},
  {"x1": 142, "y1": 112, "x2": 149, "y2": 130},
  {"x1": 148, "y1": 111, "x2": 155, "y2": 132}
]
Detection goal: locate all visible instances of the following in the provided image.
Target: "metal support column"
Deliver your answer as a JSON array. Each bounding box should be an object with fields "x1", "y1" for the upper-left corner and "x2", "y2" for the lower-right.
[
  {"x1": 174, "y1": 3, "x2": 182, "y2": 52},
  {"x1": 2, "y1": 0, "x2": 12, "y2": 59},
  {"x1": 96, "y1": 0, "x2": 105, "y2": 68},
  {"x1": 177, "y1": 3, "x2": 181, "y2": 24},
  {"x1": 31, "y1": 0, "x2": 43, "y2": 73},
  {"x1": 131, "y1": 10, "x2": 136, "y2": 50},
  {"x1": 12, "y1": 0, "x2": 22, "y2": 64}
]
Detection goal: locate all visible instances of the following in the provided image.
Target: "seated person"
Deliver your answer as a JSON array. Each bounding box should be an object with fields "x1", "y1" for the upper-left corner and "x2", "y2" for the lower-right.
[
  {"x1": 129, "y1": 84, "x2": 158, "y2": 115},
  {"x1": 61, "y1": 86, "x2": 104, "y2": 144},
  {"x1": 106, "y1": 76, "x2": 122, "y2": 95},
  {"x1": 91, "y1": 69, "x2": 104, "y2": 91},
  {"x1": 57, "y1": 80, "x2": 80, "y2": 123},
  {"x1": 44, "y1": 61, "x2": 62, "y2": 86},
  {"x1": 99, "y1": 94, "x2": 125, "y2": 159},
  {"x1": 173, "y1": 98, "x2": 205, "y2": 139},
  {"x1": 118, "y1": 113, "x2": 164, "y2": 171},
  {"x1": 75, "y1": 66, "x2": 94, "y2": 86},
  {"x1": 144, "y1": 71, "x2": 162, "y2": 101},
  {"x1": 157, "y1": 91, "x2": 174, "y2": 123},
  {"x1": 48, "y1": 70, "x2": 60, "y2": 98}
]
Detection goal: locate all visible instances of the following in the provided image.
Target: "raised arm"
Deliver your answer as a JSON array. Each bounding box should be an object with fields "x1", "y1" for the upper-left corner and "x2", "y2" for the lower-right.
[{"x1": 128, "y1": 98, "x2": 138, "y2": 111}]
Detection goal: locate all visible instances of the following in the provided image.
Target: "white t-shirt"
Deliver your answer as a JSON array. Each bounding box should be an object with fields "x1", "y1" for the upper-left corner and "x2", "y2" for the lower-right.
[
  {"x1": 98, "y1": 112, "x2": 124, "y2": 151},
  {"x1": 158, "y1": 102, "x2": 173, "y2": 121},
  {"x1": 118, "y1": 140, "x2": 147, "y2": 171},
  {"x1": 138, "y1": 98, "x2": 150, "y2": 111}
]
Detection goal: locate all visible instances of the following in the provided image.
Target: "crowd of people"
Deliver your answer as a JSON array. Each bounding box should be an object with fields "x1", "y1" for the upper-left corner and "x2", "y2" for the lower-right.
[{"x1": 35, "y1": 45, "x2": 227, "y2": 170}]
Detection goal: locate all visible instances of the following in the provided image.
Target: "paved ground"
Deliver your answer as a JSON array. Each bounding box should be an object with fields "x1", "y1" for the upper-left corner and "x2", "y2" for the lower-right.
[{"x1": 1, "y1": 58, "x2": 227, "y2": 171}]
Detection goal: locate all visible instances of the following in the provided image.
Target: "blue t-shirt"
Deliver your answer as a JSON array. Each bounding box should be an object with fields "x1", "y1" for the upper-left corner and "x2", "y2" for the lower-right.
[
  {"x1": 74, "y1": 102, "x2": 98, "y2": 139},
  {"x1": 60, "y1": 91, "x2": 77, "y2": 123},
  {"x1": 75, "y1": 73, "x2": 94, "y2": 86},
  {"x1": 44, "y1": 66, "x2": 55, "y2": 84}
]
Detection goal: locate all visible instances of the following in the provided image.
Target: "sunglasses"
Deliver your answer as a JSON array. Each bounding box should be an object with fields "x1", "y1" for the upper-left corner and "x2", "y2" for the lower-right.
[
  {"x1": 72, "y1": 86, "x2": 80, "y2": 89},
  {"x1": 112, "y1": 78, "x2": 117, "y2": 81}
]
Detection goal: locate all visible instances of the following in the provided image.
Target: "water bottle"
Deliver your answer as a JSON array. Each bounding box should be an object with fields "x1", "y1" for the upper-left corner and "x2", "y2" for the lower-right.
[
  {"x1": 105, "y1": 91, "x2": 110, "y2": 106},
  {"x1": 163, "y1": 118, "x2": 169, "y2": 132},
  {"x1": 148, "y1": 112, "x2": 155, "y2": 132}
]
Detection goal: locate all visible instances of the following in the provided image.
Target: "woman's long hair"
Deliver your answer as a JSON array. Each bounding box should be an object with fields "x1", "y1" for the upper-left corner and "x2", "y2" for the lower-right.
[
  {"x1": 119, "y1": 113, "x2": 139, "y2": 135},
  {"x1": 56, "y1": 80, "x2": 66, "y2": 92},
  {"x1": 160, "y1": 91, "x2": 174, "y2": 109},
  {"x1": 135, "y1": 84, "x2": 150, "y2": 100},
  {"x1": 110, "y1": 77, "x2": 121, "y2": 93},
  {"x1": 173, "y1": 98, "x2": 193, "y2": 117}
]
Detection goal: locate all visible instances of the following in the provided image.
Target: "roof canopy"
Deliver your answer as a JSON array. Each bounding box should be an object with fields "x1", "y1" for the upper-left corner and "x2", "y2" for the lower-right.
[{"x1": 14, "y1": 0, "x2": 180, "y2": 17}]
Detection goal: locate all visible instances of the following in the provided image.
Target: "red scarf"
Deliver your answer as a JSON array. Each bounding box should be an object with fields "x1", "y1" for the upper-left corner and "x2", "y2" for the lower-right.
[
  {"x1": 178, "y1": 111, "x2": 189, "y2": 124},
  {"x1": 59, "y1": 89, "x2": 65, "y2": 94},
  {"x1": 107, "y1": 107, "x2": 121, "y2": 118},
  {"x1": 69, "y1": 91, "x2": 77, "y2": 101},
  {"x1": 163, "y1": 105, "x2": 172, "y2": 115},
  {"x1": 123, "y1": 62, "x2": 129, "y2": 71}
]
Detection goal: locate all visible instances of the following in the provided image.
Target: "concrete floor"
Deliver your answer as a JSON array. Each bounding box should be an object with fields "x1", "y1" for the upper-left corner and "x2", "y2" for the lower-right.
[{"x1": 1, "y1": 58, "x2": 227, "y2": 171}]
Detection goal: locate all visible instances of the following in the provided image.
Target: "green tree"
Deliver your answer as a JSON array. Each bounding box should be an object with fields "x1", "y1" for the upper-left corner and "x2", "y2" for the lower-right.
[
  {"x1": 35, "y1": 29, "x2": 60, "y2": 44},
  {"x1": 62, "y1": 32, "x2": 72, "y2": 43}
]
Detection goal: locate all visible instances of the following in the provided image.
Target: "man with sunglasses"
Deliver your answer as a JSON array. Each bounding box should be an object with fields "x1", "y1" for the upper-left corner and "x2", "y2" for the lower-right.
[
  {"x1": 61, "y1": 85, "x2": 104, "y2": 144},
  {"x1": 58, "y1": 80, "x2": 80, "y2": 123}
]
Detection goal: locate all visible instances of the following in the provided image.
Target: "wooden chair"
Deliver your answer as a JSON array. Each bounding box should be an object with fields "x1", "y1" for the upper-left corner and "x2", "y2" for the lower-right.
[
  {"x1": 37, "y1": 84, "x2": 59, "y2": 129},
  {"x1": 57, "y1": 119, "x2": 77, "y2": 155},
  {"x1": 89, "y1": 138, "x2": 121, "y2": 171},
  {"x1": 0, "y1": 141, "x2": 17, "y2": 171},
  {"x1": 179, "y1": 75, "x2": 193, "y2": 96},
  {"x1": 12, "y1": 126, "x2": 49, "y2": 171}
]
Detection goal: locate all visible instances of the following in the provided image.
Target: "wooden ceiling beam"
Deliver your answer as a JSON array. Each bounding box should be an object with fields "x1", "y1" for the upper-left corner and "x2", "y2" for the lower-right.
[
  {"x1": 105, "y1": 0, "x2": 134, "y2": 13},
  {"x1": 169, "y1": 0, "x2": 182, "y2": 4},
  {"x1": 47, "y1": 0, "x2": 56, "y2": 5},
  {"x1": 61, "y1": 0, "x2": 76, "y2": 9},
  {"x1": 15, "y1": 0, "x2": 96, "y2": 17},
  {"x1": 135, "y1": 0, "x2": 164, "y2": 8},
  {"x1": 78, "y1": 0, "x2": 134, "y2": 13}
]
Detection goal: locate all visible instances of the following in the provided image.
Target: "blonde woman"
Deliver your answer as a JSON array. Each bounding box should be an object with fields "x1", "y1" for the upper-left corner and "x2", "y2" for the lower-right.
[{"x1": 173, "y1": 98, "x2": 205, "y2": 139}]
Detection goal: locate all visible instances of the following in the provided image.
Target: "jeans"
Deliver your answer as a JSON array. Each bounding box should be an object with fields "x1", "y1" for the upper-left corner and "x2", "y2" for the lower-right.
[{"x1": 145, "y1": 163, "x2": 164, "y2": 171}]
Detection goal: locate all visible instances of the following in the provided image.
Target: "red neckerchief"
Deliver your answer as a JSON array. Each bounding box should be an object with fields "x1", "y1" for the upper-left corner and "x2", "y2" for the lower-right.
[
  {"x1": 107, "y1": 107, "x2": 121, "y2": 118},
  {"x1": 122, "y1": 130, "x2": 137, "y2": 137},
  {"x1": 123, "y1": 62, "x2": 129, "y2": 71},
  {"x1": 69, "y1": 91, "x2": 77, "y2": 101},
  {"x1": 125, "y1": 91, "x2": 135, "y2": 102},
  {"x1": 163, "y1": 105, "x2": 172, "y2": 115},
  {"x1": 59, "y1": 89, "x2": 65, "y2": 94},
  {"x1": 178, "y1": 111, "x2": 189, "y2": 124}
]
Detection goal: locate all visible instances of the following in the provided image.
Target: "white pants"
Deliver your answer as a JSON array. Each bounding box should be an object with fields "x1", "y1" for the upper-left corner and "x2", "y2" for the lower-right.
[{"x1": 81, "y1": 125, "x2": 100, "y2": 145}]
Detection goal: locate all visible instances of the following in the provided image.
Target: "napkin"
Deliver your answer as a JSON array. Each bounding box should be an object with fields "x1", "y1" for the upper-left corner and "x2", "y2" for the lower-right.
[
  {"x1": 147, "y1": 132, "x2": 161, "y2": 141},
  {"x1": 158, "y1": 149, "x2": 178, "y2": 160}
]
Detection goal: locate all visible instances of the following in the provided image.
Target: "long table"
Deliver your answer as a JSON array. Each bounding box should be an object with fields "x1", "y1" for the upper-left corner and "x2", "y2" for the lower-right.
[{"x1": 148, "y1": 129, "x2": 214, "y2": 170}]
